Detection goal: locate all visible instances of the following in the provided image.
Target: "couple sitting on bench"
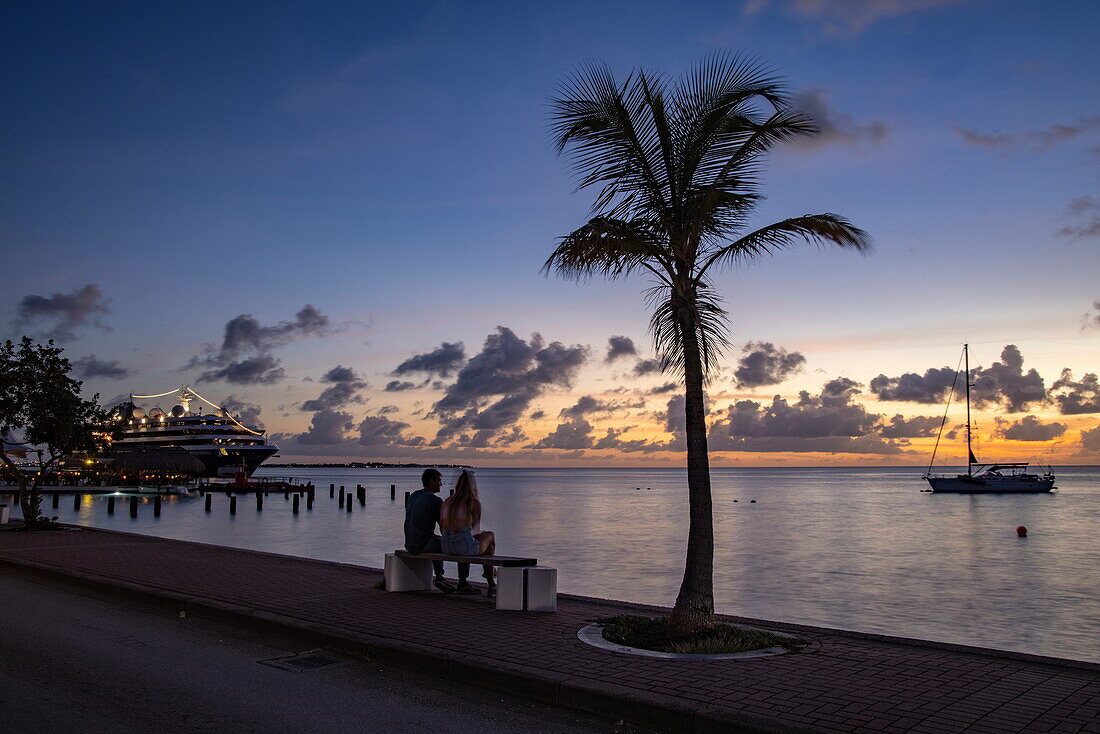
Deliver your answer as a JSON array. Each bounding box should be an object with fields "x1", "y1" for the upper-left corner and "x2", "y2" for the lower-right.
[{"x1": 403, "y1": 468, "x2": 496, "y2": 597}]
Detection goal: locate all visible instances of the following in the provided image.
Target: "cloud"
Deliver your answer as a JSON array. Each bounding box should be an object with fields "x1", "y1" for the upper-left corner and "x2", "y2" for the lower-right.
[
  {"x1": 188, "y1": 304, "x2": 330, "y2": 385},
  {"x1": 295, "y1": 409, "x2": 355, "y2": 445},
  {"x1": 746, "y1": 0, "x2": 959, "y2": 35},
  {"x1": 633, "y1": 359, "x2": 663, "y2": 377},
  {"x1": 393, "y1": 342, "x2": 466, "y2": 378},
  {"x1": 198, "y1": 353, "x2": 286, "y2": 385},
  {"x1": 656, "y1": 394, "x2": 688, "y2": 451},
  {"x1": 605, "y1": 335, "x2": 637, "y2": 363},
  {"x1": 384, "y1": 380, "x2": 418, "y2": 392},
  {"x1": 72, "y1": 355, "x2": 130, "y2": 380},
  {"x1": 954, "y1": 116, "x2": 1100, "y2": 153},
  {"x1": 969, "y1": 345, "x2": 1046, "y2": 412},
  {"x1": 221, "y1": 395, "x2": 263, "y2": 428},
  {"x1": 994, "y1": 415, "x2": 1067, "y2": 442},
  {"x1": 1049, "y1": 369, "x2": 1100, "y2": 414},
  {"x1": 431, "y1": 327, "x2": 588, "y2": 447},
  {"x1": 593, "y1": 426, "x2": 672, "y2": 453},
  {"x1": 301, "y1": 365, "x2": 367, "y2": 411},
  {"x1": 871, "y1": 345, "x2": 1045, "y2": 412},
  {"x1": 1057, "y1": 196, "x2": 1100, "y2": 239},
  {"x1": 870, "y1": 365, "x2": 958, "y2": 403},
  {"x1": 559, "y1": 395, "x2": 646, "y2": 418},
  {"x1": 209, "y1": 304, "x2": 329, "y2": 358},
  {"x1": 648, "y1": 382, "x2": 679, "y2": 395},
  {"x1": 879, "y1": 414, "x2": 941, "y2": 438},
  {"x1": 733, "y1": 341, "x2": 806, "y2": 388},
  {"x1": 1081, "y1": 424, "x2": 1100, "y2": 452},
  {"x1": 1083, "y1": 301, "x2": 1100, "y2": 331},
  {"x1": 790, "y1": 89, "x2": 889, "y2": 149},
  {"x1": 529, "y1": 417, "x2": 594, "y2": 450},
  {"x1": 358, "y1": 415, "x2": 424, "y2": 448},
  {"x1": 709, "y1": 378, "x2": 907, "y2": 454},
  {"x1": 13, "y1": 284, "x2": 111, "y2": 341}
]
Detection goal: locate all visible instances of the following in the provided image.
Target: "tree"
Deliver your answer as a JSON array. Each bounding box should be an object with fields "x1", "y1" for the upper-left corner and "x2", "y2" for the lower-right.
[
  {"x1": 0, "y1": 337, "x2": 106, "y2": 529},
  {"x1": 545, "y1": 54, "x2": 871, "y2": 637}
]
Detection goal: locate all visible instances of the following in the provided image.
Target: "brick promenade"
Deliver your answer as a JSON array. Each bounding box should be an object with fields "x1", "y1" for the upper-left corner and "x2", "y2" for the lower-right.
[{"x1": 1, "y1": 527, "x2": 1097, "y2": 734}]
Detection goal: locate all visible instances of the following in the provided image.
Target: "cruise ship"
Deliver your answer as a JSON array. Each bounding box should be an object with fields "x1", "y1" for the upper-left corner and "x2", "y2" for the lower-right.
[{"x1": 111, "y1": 387, "x2": 278, "y2": 477}]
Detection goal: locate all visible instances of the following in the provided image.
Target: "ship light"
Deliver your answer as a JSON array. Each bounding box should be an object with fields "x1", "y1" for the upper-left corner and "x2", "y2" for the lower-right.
[{"x1": 84, "y1": 459, "x2": 94, "y2": 465}]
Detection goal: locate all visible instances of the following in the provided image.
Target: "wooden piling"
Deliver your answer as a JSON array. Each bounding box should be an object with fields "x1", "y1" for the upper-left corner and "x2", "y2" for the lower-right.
[
  {"x1": 230, "y1": 496, "x2": 237, "y2": 515},
  {"x1": 257, "y1": 493, "x2": 263, "y2": 511},
  {"x1": 52, "y1": 492, "x2": 60, "y2": 509},
  {"x1": 284, "y1": 490, "x2": 289, "y2": 500},
  {"x1": 390, "y1": 484, "x2": 396, "y2": 499},
  {"x1": 293, "y1": 495, "x2": 300, "y2": 514},
  {"x1": 345, "y1": 498, "x2": 352, "y2": 513},
  {"x1": 329, "y1": 483, "x2": 334, "y2": 498},
  {"x1": 129, "y1": 496, "x2": 138, "y2": 517},
  {"x1": 306, "y1": 493, "x2": 313, "y2": 510},
  {"x1": 154, "y1": 495, "x2": 161, "y2": 517},
  {"x1": 205, "y1": 494, "x2": 212, "y2": 512},
  {"x1": 107, "y1": 496, "x2": 115, "y2": 514},
  {"x1": 404, "y1": 491, "x2": 410, "y2": 507},
  {"x1": 73, "y1": 493, "x2": 81, "y2": 511}
]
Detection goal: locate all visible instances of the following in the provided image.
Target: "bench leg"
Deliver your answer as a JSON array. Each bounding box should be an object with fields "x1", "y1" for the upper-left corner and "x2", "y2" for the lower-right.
[
  {"x1": 384, "y1": 553, "x2": 433, "y2": 591},
  {"x1": 496, "y1": 566, "x2": 557, "y2": 612}
]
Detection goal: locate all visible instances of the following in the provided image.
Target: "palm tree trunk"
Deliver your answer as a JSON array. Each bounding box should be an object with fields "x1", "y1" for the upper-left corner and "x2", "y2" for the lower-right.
[{"x1": 668, "y1": 315, "x2": 716, "y2": 639}]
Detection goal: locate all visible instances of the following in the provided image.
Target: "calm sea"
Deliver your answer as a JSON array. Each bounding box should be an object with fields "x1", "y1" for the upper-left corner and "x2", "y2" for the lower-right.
[{"x1": 13, "y1": 465, "x2": 1100, "y2": 663}]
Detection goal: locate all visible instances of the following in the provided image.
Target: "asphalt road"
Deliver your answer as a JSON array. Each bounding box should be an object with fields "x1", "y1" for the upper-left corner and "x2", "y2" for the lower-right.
[{"x1": 0, "y1": 566, "x2": 644, "y2": 734}]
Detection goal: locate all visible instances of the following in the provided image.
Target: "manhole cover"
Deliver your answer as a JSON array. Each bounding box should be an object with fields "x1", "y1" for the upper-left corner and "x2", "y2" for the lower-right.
[{"x1": 258, "y1": 650, "x2": 343, "y2": 672}]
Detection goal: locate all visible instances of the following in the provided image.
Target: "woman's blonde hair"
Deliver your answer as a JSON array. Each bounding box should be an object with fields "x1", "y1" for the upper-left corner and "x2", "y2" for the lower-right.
[{"x1": 445, "y1": 470, "x2": 481, "y2": 528}]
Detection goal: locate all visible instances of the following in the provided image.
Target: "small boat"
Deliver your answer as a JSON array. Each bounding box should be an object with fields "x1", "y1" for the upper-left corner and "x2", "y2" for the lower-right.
[{"x1": 922, "y1": 344, "x2": 1055, "y2": 493}]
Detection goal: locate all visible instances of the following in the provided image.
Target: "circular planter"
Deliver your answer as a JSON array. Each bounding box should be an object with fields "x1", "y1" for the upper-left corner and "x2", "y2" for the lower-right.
[{"x1": 577, "y1": 623, "x2": 797, "y2": 660}]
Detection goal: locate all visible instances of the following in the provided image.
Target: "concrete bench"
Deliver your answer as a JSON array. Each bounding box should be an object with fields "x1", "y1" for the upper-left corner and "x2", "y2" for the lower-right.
[{"x1": 385, "y1": 550, "x2": 556, "y2": 612}]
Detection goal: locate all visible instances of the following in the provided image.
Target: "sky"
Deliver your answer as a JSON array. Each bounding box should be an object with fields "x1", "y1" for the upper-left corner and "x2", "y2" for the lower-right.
[{"x1": 2, "y1": 0, "x2": 1098, "y2": 467}]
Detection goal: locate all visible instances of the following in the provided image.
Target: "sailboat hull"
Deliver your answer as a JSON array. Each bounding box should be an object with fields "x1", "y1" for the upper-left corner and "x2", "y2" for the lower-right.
[{"x1": 925, "y1": 475, "x2": 1054, "y2": 493}]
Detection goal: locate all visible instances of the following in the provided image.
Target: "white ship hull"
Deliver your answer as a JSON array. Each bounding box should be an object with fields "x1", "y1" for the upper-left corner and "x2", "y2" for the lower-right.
[{"x1": 925, "y1": 475, "x2": 1054, "y2": 493}]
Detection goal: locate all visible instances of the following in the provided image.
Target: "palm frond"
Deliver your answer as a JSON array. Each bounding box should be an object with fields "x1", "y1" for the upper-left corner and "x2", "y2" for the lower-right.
[
  {"x1": 550, "y1": 63, "x2": 671, "y2": 221},
  {"x1": 645, "y1": 282, "x2": 731, "y2": 382},
  {"x1": 695, "y1": 214, "x2": 873, "y2": 281},
  {"x1": 543, "y1": 217, "x2": 672, "y2": 282}
]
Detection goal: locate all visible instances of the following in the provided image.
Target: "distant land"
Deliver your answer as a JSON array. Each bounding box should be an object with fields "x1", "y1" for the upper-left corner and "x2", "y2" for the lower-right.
[{"x1": 264, "y1": 462, "x2": 473, "y2": 469}]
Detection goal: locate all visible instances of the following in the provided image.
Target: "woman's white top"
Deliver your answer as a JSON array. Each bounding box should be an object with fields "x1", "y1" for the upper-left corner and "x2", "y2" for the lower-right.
[{"x1": 443, "y1": 499, "x2": 481, "y2": 534}]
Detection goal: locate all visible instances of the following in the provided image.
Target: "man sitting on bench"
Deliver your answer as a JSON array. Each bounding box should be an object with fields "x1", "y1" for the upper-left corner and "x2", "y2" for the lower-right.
[{"x1": 403, "y1": 468, "x2": 476, "y2": 595}]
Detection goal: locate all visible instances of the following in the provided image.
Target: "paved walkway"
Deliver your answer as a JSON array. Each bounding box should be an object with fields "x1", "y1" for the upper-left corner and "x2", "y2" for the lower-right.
[{"x1": 1, "y1": 527, "x2": 1097, "y2": 734}]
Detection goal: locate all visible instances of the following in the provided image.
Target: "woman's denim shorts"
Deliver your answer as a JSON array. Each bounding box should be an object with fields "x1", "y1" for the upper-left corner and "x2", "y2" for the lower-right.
[{"x1": 440, "y1": 527, "x2": 480, "y2": 555}]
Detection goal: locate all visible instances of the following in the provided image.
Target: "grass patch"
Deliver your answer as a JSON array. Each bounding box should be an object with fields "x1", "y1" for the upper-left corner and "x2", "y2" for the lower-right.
[{"x1": 598, "y1": 615, "x2": 801, "y2": 655}]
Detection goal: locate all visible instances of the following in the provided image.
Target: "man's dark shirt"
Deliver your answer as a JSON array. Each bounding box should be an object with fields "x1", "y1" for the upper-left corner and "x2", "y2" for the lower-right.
[{"x1": 404, "y1": 488, "x2": 442, "y2": 553}]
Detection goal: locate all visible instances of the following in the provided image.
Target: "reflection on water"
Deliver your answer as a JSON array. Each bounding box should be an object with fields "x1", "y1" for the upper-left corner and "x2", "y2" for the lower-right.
[{"x1": 10, "y1": 466, "x2": 1099, "y2": 663}]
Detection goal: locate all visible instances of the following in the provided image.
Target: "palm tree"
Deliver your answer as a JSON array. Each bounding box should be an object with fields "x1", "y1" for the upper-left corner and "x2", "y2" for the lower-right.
[{"x1": 545, "y1": 54, "x2": 872, "y2": 637}]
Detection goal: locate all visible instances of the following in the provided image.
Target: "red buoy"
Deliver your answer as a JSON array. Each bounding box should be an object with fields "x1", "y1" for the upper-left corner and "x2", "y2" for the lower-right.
[{"x1": 1016, "y1": 526, "x2": 1028, "y2": 537}]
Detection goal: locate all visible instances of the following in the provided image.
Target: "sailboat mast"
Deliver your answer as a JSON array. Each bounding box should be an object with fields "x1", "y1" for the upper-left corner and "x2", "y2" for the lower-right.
[{"x1": 964, "y1": 343, "x2": 972, "y2": 476}]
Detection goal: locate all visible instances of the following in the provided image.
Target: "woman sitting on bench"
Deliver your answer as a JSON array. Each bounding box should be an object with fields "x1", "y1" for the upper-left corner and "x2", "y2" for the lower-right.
[{"x1": 440, "y1": 470, "x2": 497, "y2": 597}]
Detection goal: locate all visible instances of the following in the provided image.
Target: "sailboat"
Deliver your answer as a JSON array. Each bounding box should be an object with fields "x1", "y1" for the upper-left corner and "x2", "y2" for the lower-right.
[{"x1": 923, "y1": 344, "x2": 1055, "y2": 493}]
